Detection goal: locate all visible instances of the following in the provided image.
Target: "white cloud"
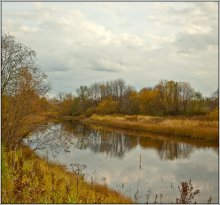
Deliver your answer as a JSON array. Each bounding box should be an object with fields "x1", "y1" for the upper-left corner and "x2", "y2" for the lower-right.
[{"x1": 2, "y1": 2, "x2": 218, "y2": 96}]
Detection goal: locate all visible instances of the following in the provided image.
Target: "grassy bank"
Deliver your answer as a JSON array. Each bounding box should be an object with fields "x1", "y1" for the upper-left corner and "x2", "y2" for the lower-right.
[
  {"x1": 82, "y1": 114, "x2": 218, "y2": 142},
  {"x1": 87, "y1": 123, "x2": 218, "y2": 149},
  {"x1": 2, "y1": 146, "x2": 132, "y2": 203}
]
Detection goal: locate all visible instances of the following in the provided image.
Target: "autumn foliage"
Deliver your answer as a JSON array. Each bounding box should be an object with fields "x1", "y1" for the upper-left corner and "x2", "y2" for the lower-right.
[
  {"x1": 56, "y1": 79, "x2": 218, "y2": 118},
  {"x1": 2, "y1": 34, "x2": 51, "y2": 148}
]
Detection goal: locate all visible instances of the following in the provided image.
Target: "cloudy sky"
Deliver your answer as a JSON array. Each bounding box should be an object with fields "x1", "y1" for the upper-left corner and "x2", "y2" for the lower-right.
[{"x1": 2, "y1": 2, "x2": 218, "y2": 97}]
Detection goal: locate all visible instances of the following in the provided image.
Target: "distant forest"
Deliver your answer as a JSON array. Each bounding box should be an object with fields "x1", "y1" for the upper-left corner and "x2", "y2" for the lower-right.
[{"x1": 55, "y1": 79, "x2": 218, "y2": 117}]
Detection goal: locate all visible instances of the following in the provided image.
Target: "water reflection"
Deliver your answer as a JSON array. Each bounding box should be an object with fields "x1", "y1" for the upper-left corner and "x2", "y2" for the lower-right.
[
  {"x1": 60, "y1": 121, "x2": 137, "y2": 157},
  {"x1": 25, "y1": 120, "x2": 218, "y2": 203},
  {"x1": 157, "y1": 142, "x2": 194, "y2": 160},
  {"x1": 27, "y1": 120, "x2": 217, "y2": 161}
]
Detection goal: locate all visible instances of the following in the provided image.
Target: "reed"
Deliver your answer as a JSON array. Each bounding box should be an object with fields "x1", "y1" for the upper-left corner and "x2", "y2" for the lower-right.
[{"x1": 87, "y1": 114, "x2": 218, "y2": 142}]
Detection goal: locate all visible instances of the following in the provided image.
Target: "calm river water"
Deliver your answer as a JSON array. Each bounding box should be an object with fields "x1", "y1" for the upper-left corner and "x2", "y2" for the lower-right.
[{"x1": 25, "y1": 120, "x2": 218, "y2": 203}]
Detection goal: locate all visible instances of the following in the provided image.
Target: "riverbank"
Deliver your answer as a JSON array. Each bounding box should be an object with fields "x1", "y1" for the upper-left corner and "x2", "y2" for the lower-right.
[
  {"x1": 2, "y1": 145, "x2": 132, "y2": 203},
  {"x1": 75, "y1": 114, "x2": 218, "y2": 142}
]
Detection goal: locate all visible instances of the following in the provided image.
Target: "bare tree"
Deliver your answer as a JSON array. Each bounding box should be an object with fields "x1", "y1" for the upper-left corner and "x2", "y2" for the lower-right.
[
  {"x1": 2, "y1": 34, "x2": 50, "y2": 148},
  {"x1": 179, "y1": 82, "x2": 195, "y2": 112},
  {"x1": 156, "y1": 80, "x2": 195, "y2": 114},
  {"x1": 1, "y1": 34, "x2": 37, "y2": 95}
]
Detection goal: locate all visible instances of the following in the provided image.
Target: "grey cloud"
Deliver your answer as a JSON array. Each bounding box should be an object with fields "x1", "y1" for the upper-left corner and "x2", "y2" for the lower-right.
[
  {"x1": 38, "y1": 56, "x2": 73, "y2": 72},
  {"x1": 175, "y1": 30, "x2": 217, "y2": 53},
  {"x1": 46, "y1": 67, "x2": 70, "y2": 72},
  {"x1": 92, "y1": 67, "x2": 119, "y2": 73},
  {"x1": 167, "y1": 2, "x2": 215, "y2": 16},
  {"x1": 169, "y1": 2, "x2": 218, "y2": 54}
]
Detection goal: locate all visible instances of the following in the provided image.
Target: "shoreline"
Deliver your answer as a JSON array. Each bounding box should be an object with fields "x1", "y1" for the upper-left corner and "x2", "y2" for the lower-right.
[
  {"x1": 2, "y1": 115, "x2": 133, "y2": 204},
  {"x1": 62, "y1": 114, "x2": 218, "y2": 143},
  {"x1": 2, "y1": 145, "x2": 133, "y2": 203}
]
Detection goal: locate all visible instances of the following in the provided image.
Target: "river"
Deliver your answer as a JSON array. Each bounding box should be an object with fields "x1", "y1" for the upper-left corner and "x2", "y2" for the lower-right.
[{"x1": 24, "y1": 120, "x2": 218, "y2": 203}]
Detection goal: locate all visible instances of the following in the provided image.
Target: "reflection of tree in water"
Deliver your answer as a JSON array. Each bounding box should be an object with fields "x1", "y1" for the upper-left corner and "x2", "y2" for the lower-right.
[
  {"x1": 139, "y1": 137, "x2": 194, "y2": 160},
  {"x1": 24, "y1": 123, "x2": 77, "y2": 159},
  {"x1": 58, "y1": 121, "x2": 196, "y2": 160},
  {"x1": 212, "y1": 147, "x2": 219, "y2": 155},
  {"x1": 26, "y1": 120, "x2": 217, "y2": 161},
  {"x1": 61, "y1": 121, "x2": 137, "y2": 159},
  {"x1": 26, "y1": 121, "x2": 137, "y2": 159},
  {"x1": 87, "y1": 131, "x2": 134, "y2": 158},
  {"x1": 157, "y1": 141, "x2": 194, "y2": 160}
]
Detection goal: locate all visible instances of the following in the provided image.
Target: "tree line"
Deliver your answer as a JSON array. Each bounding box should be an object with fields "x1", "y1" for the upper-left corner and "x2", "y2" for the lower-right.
[{"x1": 54, "y1": 79, "x2": 218, "y2": 117}]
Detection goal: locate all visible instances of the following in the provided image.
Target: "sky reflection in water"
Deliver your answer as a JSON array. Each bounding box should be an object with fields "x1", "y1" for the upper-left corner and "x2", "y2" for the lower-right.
[{"x1": 25, "y1": 120, "x2": 218, "y2": 203}]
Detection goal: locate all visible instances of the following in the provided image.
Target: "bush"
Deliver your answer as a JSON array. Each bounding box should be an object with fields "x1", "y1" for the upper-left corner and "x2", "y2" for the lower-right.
[
  {"x1": 96, "y1": 97, "x2": 118, "y2": 115},
  {"x1": 208, "y1": 108, "x2": 218, "y2": 121},
  {"x1": 85, "y1": 107, "x2": 97, "y2": 117}
]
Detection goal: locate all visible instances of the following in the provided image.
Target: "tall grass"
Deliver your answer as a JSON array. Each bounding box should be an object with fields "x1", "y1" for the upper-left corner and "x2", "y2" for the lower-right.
[
  {"x1": 1, "y1": 146, "x2": 132, "y2": 204},
  {"x1": 87, "y1": 114, "x2": 218, "y2": 142}
]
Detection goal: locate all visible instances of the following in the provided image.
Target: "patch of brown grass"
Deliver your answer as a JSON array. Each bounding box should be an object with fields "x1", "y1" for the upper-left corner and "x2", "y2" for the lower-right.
[{"x1": 88, "y1": 114, "x2": 218, "y2": 142}]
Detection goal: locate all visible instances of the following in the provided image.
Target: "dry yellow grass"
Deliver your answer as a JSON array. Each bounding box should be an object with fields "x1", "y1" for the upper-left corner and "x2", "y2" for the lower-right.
[
  {"x1": 2, "y1": 146, "x2": 132, "y2": 204},
  {"x1": 88, "y1": 114, "x2": 218, "y2": 142}
]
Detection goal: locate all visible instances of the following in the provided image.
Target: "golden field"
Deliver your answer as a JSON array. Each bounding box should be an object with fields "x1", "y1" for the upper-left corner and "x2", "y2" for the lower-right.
[{"x1": 85, "y1": 114, "x2": 218, "y2": 142}]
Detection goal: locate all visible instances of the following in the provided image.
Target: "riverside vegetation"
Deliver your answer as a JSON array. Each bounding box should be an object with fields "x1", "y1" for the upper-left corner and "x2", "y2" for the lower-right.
[
  {"x1": 2, "y1": 146, "x2": 132, "y2": 203},
  {"x1": 1, "y1": 33, "x2": 218, "y2": 203},
  {"x1": 84, "y1": 114, "x2": 218, "y2": 142}
]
